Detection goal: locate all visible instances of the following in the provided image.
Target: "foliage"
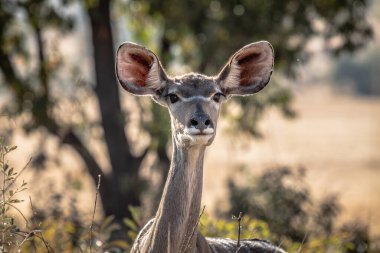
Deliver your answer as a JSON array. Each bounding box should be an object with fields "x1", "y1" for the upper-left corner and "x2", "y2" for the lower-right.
[
  {"x1": 0, "y1": 142, "x2": 45, "y2": 252},
  {"x1": 124, "y1": 0, "x2": 373, "y2": 75},
  {"x1": 332, "y1": 49, "x2": 380, "y2": 96},
  {"x1": 0, "y1": 141, "x2": 132, "y2": 252},
  {"x1": 229, "y1": 167, "x2": 312, "y2": 242},
  {"x1": 0, "y1": 0, "x2": 74, "y2": 119},
  {"x1": 199, "y1": 214, "x2": 271, "y2": 241},
  {"x1": 21, "y1": 194, "x2": 131, "y2": 252},
  {"x1": 122, "y1": 206, "x2": 146, "y2": 244},
  {"x1": 0, "y1": 0, "x2": 144, "y2": 223},
  {"x1": 227, "y1": 166, "x2": 372, "y2": 252},
  {"x1": 340, "y1": 222, "x2": 370, "y2": 253}
]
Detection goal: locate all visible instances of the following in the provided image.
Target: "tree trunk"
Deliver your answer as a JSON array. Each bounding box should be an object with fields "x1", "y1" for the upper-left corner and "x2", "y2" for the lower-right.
[{"x1": 86, "y1": 0, "x2": 143, "y2": 223}]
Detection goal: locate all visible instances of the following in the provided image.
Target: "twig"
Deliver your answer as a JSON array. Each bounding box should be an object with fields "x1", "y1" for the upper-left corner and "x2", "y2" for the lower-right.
[
  {"x1": 89, "y1": 174, "x2": 101, "y2": 253},
  {"x1": 36, "y1": 232, "x2": 55, "y2": 253},
  {"x1": 7, "y1": 203, "x2": 28, "y2": 224},
  {"x1": 2, "y1": 157, "x2": 32, "y2": 195},
  {"x1": 16, "y1": 229, "x2": 54, "y2": 253},
  {"x1": 182, "y1": 205, "x2": 206, "y2": 253},
  {"x1": 16, "y1": 231, "x2": 37, "y2": 251},
  {"x1": 78, "y1": 245, "x2": 85, "y2": 253},
  {"x1": 235, "y1": 212, "x2": 243, "y2": 250},
  {"x1": 296, "y1": 231, "x2": 308, "y2": 253},
  {"x1": 29, "y1": 196, "x2": 37, "y2": 228}
]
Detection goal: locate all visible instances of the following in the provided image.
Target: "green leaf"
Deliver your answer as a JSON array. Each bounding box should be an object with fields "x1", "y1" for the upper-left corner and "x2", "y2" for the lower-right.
[
  {"x1": 106, "y1": 239, "x2": 130, "y2": 250},
  {"x1": 9, "y1": 199, "x2": 23, "y2": 203},
  {"x1": 128, "y1": 206, "x2": 140, "y2": 223},
  {"x1": 8, "y1": 167, "x2": 14, "y2": 176},
  {"x1": 124, "y1": 218, "x2": 138, "y2": 231},
  {"x1": 99, "y1": 215, "x2": 115, "y2": 232},
  {"x1": 8, "y1": 145, "x2": 17, "y2": 152}
]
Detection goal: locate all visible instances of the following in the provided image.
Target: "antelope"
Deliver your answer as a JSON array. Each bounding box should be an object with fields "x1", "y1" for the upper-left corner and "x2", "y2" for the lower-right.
[{"x1": 116, "y1": 41, "x2": 285, "y2": 253}]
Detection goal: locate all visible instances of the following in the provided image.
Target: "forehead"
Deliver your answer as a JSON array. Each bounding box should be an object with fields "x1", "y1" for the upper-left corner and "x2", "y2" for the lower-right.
[{"x1": 169, "y1": 73, "x2": 219, "y2": 97}]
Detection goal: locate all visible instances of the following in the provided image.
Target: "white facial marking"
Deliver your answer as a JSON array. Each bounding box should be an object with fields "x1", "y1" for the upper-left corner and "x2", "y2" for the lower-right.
[
  {"x1": 185, "y1": 128, "x2": 202, "y2": 135},
  {"x1": 185, "y1": 127, "x2": 215, "y2": 135},
  {"x1": 180, "y1": 96, "x2": 211, "y2": 102},
  {"x1": 202, "y1": 128, "x2": 214, "y2": 134},
  {"x1": 177, "y1": 96, "x2": 220, "y2": 111},
  {"x1": 189, "y1": 135, "x2": 213, "y2": 145}
]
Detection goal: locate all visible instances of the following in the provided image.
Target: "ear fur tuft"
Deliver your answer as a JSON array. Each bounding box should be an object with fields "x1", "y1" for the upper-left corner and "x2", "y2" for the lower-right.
[{"x1": 217, "y1": 41, "x2": 274, "y2": 96}]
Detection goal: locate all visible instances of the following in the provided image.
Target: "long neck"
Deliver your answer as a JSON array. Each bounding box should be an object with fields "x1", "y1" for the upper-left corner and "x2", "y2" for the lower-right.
[{"x1": 148, "y1": 140, "x2": 205, "y2": 253}]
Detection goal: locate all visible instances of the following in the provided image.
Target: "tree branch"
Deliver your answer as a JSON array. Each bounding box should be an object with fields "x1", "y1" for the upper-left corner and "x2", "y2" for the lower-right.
[
  {"x1": 0, "y1": 47, "x2": 32, "y2": 109},
  {"x1": 61, "y1": 130, "x2": 106, "y2": 184},
  {"x1": 34, "y1": 25, "x2": 49, "y2": 96}
]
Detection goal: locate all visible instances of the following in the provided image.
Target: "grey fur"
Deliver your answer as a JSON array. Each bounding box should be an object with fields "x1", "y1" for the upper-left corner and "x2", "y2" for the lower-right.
[{"x1": 116, "y1": 42, "x2": 285, "y2": 253}]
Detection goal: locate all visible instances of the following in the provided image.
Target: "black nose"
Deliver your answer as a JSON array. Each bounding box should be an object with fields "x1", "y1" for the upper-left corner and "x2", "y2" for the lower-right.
[{"x1": 189, "y1": 114, "x2": 211, "y2": 131}]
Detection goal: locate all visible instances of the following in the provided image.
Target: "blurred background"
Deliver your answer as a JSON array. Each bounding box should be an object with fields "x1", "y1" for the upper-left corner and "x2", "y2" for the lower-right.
[{"x1": 0, "y1": 0, "x2": 379, "y2": 252}]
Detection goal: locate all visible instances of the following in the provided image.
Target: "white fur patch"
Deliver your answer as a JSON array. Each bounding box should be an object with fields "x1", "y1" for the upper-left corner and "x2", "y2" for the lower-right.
[
  {"x1": 146, "y1": 58, "x2": 163, "y2": 90},
  {"x1": 181, "y1": 96, "x2": 211, "y2": 102},
  {"x1": 185, "y1": 127, "x2": 214, "y2": 135},
  {"x1": 203, "y1": 128, "x2": 215, "y2": 134},
  {"x1": 185, "y1": 128, "x2": 202, "y2": 135},
  {"x1": 179, "y1": 96, "x2": 219, "y2": 110}
]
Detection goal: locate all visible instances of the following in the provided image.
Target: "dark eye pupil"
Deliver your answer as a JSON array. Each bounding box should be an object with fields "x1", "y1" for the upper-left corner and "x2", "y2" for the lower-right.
[
  {"x1": 213, "y1": 94, "x2": 221, "y2": 102},
  {"x1": 169, "y1": 94, "x2": 179, "y2": 103}
]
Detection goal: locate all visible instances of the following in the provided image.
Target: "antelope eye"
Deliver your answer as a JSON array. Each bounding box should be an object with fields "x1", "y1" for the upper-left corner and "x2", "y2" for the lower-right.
[
  {"x1": 212, "y1": 93, "x2": 225, "y2": 103},
  {"x1": 167, "y1": 94, "x2": 179, "y2": 104}
]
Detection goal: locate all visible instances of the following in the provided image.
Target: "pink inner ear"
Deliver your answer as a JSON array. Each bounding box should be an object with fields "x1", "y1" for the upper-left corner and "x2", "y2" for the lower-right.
[
  {"x1": 118, "y1": 51, "x2": 154, "y2": 87},
  {"x1": 236, "y1": 51, "x2": 262, "y2": 86}
]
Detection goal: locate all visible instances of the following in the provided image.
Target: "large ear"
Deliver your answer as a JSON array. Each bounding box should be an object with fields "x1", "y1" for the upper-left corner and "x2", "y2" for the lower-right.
[
  {"x1": 216, "y1": 41, "x2": 274, "y2": 96},
  {"x1": 116, "y1": 42, "x2": 168, "y2": 95}
]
